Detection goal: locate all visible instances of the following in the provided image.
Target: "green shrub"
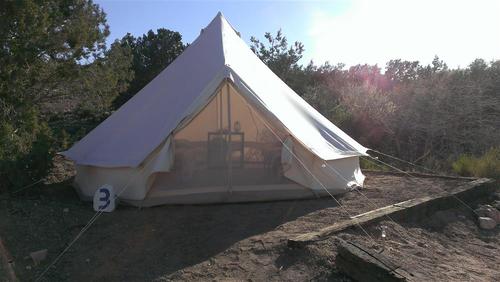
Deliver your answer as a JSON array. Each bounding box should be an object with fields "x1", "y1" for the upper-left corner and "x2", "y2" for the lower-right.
[
  {"x1": 360, "y1": 157, "x2": 390, "y2": 171},
  {"x1": 0, "y1": 115, "x2": 55, "y2": 193},
  {"x1": 452, "y1": 147, "x2": 500, "y2": 179},
  {"x1": 451, "y1": 155, "x2": 475, "y2": 176}
]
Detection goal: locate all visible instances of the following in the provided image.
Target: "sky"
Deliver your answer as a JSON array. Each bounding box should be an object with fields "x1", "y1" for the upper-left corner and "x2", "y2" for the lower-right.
[{"x1": 95, "y1": 0, "x2": 500, "y2": 69}]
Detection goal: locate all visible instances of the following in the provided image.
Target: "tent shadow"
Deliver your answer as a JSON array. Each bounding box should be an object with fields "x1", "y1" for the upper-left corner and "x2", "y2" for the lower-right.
[{"x1": 80, "y1": 197, "x2": 340, "y2": 281}]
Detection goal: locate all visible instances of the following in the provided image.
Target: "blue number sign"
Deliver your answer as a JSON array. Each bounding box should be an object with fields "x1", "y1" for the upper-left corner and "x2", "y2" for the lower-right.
[
  {"x1": 93, "y1": 185, "x2": 115, "y2": 212},
  {"x1": 98, "y1": 188, "x2": 111, "y2": 210}
]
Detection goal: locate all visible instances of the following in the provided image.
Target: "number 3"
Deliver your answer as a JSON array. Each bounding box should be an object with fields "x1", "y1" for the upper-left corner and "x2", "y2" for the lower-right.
[{"x1": 99, "y1": 188, "x2": 110, "y2": 210}]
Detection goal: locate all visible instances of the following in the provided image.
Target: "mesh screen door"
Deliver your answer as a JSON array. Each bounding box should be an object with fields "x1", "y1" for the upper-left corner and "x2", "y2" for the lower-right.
[{"x1": 161, "y1": 82, "x2": 290, "y2": 190}]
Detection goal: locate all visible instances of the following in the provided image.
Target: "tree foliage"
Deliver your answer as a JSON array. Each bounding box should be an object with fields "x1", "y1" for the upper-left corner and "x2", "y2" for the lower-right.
[
  {"x1": 113, "y1": 28, "x2": 185, "y2": 107},
  {"x1": 250, "y1": 29, "x2": 308, "y2": 94},
  {"x1": 0, "y1": 0, "x2": 133, "y2": 191},
  {"x1": 252, "y1": 29, "x2": 499, "y2": 173}
]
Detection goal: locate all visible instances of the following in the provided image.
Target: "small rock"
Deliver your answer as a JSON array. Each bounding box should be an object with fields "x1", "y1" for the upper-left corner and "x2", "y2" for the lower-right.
[
  {"x1": 476, "y1": 204, "x2": 493, "y2": 214},
  {"x1": 26, "y1": 265, "x2": 32, "y2": 270},
  {"x1": 85, "y1": 258, "x2": 90, "y2": 263},
  {"x1": 417, "y1": 242, "x2": 428, "y2": 248},
  {"x1": 63, "y1": 208, "x2": 69, "y2": 213},
  {"x1": 475, "y1": 205, "x2": 500, "y2": 223},
  {"x1": 492, "y1": 200, "x2": 500, "y2": 211},
  {"x1": 478, "y1": 217, "x2": 497, "y2": 230},
  {"x1": 30, "y1": 249, "x2": 48, "y2": 265},
  {"x1": 489, "y1": 208, "x2": 500, "y2": 223}
]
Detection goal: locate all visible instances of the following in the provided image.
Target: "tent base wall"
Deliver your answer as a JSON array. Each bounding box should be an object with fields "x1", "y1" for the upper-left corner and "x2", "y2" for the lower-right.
[
  {"x1": 75, "y1": 183, "x2": 346, "y2": 207},
  {"x1": 124, "y1": 184, "x2": 339, "y2": 206},
  {"x1": 72, "y1": 152, "x2": 364, "y2": 207}
]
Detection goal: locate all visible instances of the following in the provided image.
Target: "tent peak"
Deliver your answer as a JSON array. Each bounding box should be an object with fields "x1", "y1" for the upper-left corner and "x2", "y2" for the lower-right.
[{"x1": 206, "y1": 11, "x2": 240, "y2": 38}]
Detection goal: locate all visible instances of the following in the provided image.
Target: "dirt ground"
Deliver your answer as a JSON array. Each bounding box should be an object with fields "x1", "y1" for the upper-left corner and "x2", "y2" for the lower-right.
[
  {"x1": 0, "y1": 166, "x2": 498, "y2": 281},
  {"x1": 338, "y1": 209, "x2": 500, "y2": 281}
]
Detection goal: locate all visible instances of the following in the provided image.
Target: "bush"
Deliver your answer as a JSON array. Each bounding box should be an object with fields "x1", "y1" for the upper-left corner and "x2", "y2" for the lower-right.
[
  {"x1": 360, "y1": 157, "x2": 390, "y2": 171},
  {"x1": 451, "y1": 155, "x2": 476, "y2": 176},
  {"x1": 452, "y1": 147, "x2": 500, "y2": 179},
  {"x1": 0, "y1": 115, "x2": 55, "y2": 193}
]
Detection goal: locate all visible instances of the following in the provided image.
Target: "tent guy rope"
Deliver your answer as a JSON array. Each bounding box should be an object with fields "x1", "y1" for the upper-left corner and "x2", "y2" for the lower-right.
[
  {"x1": 35, "y1": 162, "x2": 151, "y2": 281},
  {"x1": 321, "y1": 161, "x2": 419, "y2": 241},
  {"x1": 369, "y1": 149, "x2": 437, "y2": 174},
  {"x1": 240, "y1": 93, "x2": 377, "y2": 244},
  {"x1": 367, "y1": 154, "x2": 481, "y2": 217}
]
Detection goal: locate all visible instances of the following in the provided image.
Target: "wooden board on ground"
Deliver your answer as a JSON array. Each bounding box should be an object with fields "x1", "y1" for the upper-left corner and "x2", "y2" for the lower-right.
[
  {"x1": 362, "y1": 170, "x2": 477, "y2": 180},
  {"x1": 0, "y1": 237, "x2": 18, "y2": 282},
  {"x1": 336, "y1": 239, "x2": 413, "y2": 282},
  {"x1": 288, "y1": 178, "x2": 495, "y2": 247}
]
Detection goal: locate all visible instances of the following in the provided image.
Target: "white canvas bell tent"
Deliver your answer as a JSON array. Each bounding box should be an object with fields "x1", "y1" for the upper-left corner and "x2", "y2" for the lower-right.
[{"x1": 62, "y1": 12, "x2": 368, "y2": 206}]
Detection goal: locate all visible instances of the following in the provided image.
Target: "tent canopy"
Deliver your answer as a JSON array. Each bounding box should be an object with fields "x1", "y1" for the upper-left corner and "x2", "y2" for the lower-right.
[{"x1": 63, "y1": 12, "x2": 367, "y2": 168}]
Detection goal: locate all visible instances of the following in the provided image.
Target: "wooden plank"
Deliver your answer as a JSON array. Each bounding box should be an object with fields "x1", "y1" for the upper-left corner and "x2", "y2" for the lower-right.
[
  {"x1": 0, "y1": 237, "x2": 18, "y2": 282},
  {"x1": 336, "y1": 240, "x2": 412, "y2": 282},
  {"x1": 362, "y1": 170, "x2": 478, "y2": 180},
  {"x1": 288, "y1": 178, "x2": 495, "y2": 248},
  {"x1": 289, "y1": 205, "x2": 405, "y2": 248}
]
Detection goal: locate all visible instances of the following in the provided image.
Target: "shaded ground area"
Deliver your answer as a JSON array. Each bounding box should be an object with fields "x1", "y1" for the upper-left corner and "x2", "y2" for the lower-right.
[{"x1": 1, "y1": 169, "x2": 497, "y2": 281}]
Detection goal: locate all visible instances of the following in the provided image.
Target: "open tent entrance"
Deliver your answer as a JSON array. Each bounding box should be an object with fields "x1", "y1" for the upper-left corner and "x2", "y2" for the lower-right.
[{"x1": 146, "y1": 80, "x2": 307, "y2": 202}]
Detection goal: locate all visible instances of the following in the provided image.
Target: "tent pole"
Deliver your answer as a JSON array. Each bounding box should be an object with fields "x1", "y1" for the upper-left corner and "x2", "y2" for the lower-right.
[
  {"x1": 226, "y1": 82, "x2": 233, "y2": 195},
  {"x1": 219, "y1": 90, "x2": 223, "y2": 130}
]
